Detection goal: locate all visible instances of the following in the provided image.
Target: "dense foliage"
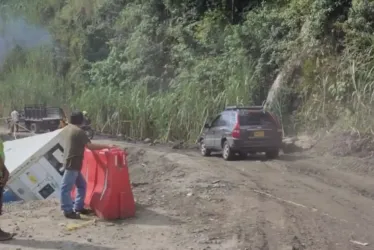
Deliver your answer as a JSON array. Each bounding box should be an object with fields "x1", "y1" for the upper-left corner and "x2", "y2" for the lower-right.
[{"x1": 0, "y1": 0, "x2": 373, "y2": 140}]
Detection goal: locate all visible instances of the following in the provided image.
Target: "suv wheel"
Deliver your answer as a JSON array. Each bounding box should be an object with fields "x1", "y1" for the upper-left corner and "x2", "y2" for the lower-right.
[
  {"x1": 200, "y1": 140, "x2": 211, "y2": 156},
  {"x1": 222, "y1": 141, "x2": 235, "y2": 161},
  {"x1": 265, "y1": 149, "x2": 279, "y2": 159}
]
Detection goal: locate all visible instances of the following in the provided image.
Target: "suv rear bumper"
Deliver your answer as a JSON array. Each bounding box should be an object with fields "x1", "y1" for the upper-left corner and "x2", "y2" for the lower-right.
[{"x1": 227, "y1": 137, "x2": 282, "y2": 152}]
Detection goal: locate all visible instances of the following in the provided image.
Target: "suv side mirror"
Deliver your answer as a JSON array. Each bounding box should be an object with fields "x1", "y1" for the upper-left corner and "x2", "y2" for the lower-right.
[{"x1": 204, "y1": 123, "x2": 210, "y2": 128}]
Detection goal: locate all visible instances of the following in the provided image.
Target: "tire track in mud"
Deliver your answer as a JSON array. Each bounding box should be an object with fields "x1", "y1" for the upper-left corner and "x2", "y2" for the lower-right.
[
  {"x1": 99, "y1": 142, "x2": 374, "y2": 249},
  {"x1": 280, "y1": 158, "x2": 374, "y2": 200},
  {"x1": 248, "y1": 217, "x2": 270, "y2": 250},
  {"x1": 157, "y1": 154, "x2": 283, "y2": 250},
  {"x1": 233, "y1": 156, "x2": 374, "y2": 249},
  {"x1": 268, "y1": 157, "x2": 374, "y2": 230},
  {"x1": 283, "y1": 205, "x2": 348, "y2": 250},
  {"x1": 208, "y1": 161, "x2": 303, "y2": 250},
  {"x1": 137, "y1": 150, "x2": 321, "y2": 249},
  {"x1": 226, "y1": 159, "x2": 350, "y2": 250}
]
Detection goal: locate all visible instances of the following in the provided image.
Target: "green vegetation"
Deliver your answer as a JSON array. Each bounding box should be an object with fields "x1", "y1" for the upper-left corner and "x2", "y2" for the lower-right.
[{"x1": 1, "y1": 0, "x2": 374, "y2": 140}]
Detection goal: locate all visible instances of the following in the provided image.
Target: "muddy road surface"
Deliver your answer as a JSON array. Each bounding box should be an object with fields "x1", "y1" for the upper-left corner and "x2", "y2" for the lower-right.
[{"x1": 1, "y1": 135, "x2": 373, "y2": 249}]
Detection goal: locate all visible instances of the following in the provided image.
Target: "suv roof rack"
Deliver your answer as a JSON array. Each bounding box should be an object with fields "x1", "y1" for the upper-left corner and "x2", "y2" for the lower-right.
[{"x1": 224, "y1": 105, "x2": 264, "y2": 111}]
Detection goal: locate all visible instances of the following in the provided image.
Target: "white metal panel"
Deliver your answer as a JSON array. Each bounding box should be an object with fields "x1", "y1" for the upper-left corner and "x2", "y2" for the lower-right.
[
  {"x1": 31, "y1": 178, "x2": 60, "y2": 200},
  {"x1": 3, "y1": 128, "x2": 68, "y2": 202},
  {"x1": 19, "y1": 163, "x2": 47, "y2": 191},
  {"x1": 7, "y1": 178, "x2": 38, "y2": 201},
  {"x1": 31, "y1": 156, "x2": 62, "y2": 200},
  {"x1": 4, "y1": 129, "x2": 65, "y2": 174},
  {"x1": 8, "y1": 157, "x2": 63, "y2": 201},
  {"x1": 38, "y1": 157, "x2": 63, "y2": 199},
  {"x1": 38, "y1": 157, "x2": 63, "y2": 188},
  {"x1": 52, "y1": 148, "x2": 64, "y2": 163}
]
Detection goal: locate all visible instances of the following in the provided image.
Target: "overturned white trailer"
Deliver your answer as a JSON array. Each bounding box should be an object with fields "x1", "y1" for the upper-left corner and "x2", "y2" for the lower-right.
[{"x1": 4, "y1": 129, "x2": 66, "y2": 202}]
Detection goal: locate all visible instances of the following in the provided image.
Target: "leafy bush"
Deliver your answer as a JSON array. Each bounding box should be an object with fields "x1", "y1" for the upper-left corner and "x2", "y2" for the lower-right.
[{"x1": 2, "y1": 0, "x2": 374, "y2": 140}]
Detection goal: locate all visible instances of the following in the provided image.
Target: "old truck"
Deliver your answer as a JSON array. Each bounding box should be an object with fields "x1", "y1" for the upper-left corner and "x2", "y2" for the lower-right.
[{"x1": 23, "y1": 105, "x2": 66, "y2": 133}]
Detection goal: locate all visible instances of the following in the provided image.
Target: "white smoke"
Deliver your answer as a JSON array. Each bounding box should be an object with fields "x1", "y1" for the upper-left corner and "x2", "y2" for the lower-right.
[{"x1": 0, "y1": 17, "x2": 51, "y2": 64}]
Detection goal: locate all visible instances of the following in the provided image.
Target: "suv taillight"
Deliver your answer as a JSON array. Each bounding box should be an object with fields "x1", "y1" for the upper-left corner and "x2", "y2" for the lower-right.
[
  {"x1": 269, "y1": 113, "x2": 282, "y2": 134},
  {"x1": 232, "y1": 113, "x2": 240, "y2": 138}
]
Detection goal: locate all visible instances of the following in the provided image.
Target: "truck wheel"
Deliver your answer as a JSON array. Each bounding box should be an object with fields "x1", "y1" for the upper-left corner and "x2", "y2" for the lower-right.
[
  {"x1": 200, "y1": 140, "x2": 211, "y2": 157},
  {"x1": 25, "y1": 122, "x2": 31, "y2": 130},
  {"x1": 265, "y1": 149, "x2": 279, "y2": 159},
  {"x1": 30, "y1": 123, "x2": 40, "y2": 133},
  {"x1": 222, "y1": 141, "x2": 235, "y2": 161}
]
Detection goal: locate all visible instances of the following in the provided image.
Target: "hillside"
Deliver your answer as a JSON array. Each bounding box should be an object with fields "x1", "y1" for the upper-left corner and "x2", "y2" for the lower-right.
[{"x1": 0, "y1": 0, "x2": 373, "y2": 141}]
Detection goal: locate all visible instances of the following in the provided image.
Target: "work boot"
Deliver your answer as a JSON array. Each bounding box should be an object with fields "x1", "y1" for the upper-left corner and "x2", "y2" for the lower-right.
[
  {"x1": 75, "y1": 208, "x2": 93, "y2": 215},
  {"x1": 0, "y1": 229, "x2": 15, "y2": 241},
  {"x1": 63, "y1": 211, "x2": 81, "y2": 219}
]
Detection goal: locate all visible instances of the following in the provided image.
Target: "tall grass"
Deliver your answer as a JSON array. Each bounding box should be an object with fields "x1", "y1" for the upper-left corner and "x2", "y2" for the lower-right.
[
  {"x1": 0, "y1": 47, "x2": 66, "y2": 116},
  {"x1": 4, "y1": 0, "x2": 373, "y2": 142},
  {"x1": 295, "y1": 52, "x2": 374, "y2": 135},
  {"x1": 74, "y1": 63, "x2": 256, "y2": 141}
]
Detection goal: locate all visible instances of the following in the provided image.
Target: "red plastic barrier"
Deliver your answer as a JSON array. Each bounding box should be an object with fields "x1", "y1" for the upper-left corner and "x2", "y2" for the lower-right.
[
  {"x1": 82, "y1": 148, "x2": 98, "y2": 207},
  {"x1": 71, "y1": 148, "x2": 135, "y2": 220},
  {"x1": 71, "y1": 149, "x2": 96, "y2": 206}
]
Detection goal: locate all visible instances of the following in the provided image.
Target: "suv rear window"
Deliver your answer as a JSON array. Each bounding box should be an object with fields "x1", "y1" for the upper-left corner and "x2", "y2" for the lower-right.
[{"x1": 238, "y1": 111, "x2": 274, "y2": 126}]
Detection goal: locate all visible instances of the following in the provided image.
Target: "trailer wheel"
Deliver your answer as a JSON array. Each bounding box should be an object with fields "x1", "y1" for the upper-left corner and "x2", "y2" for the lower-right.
[
  {"x1": 25, "y1": 122, "x2": 31, "y2": 130},
  {"x1": 30, "y1": 123, "x2": 40, "y2": 133}
]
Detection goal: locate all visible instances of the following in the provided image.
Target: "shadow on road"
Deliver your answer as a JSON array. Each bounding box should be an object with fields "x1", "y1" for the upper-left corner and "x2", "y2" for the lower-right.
[
  {"x1": 0, "y1": 130, "x2": 32, "y2": 141},
  {"x1": 277, "y1": 154, "x2": 311, "y2": 161},
  {"x1": 2, "y1": 238, "x2": 114, "y2": 250},
  {"x1": 209, "y1": 152, "x2": 311, "y2": 162},
  {"x1": 106, "y1": 203, "x2": 183, "y2": 227}
]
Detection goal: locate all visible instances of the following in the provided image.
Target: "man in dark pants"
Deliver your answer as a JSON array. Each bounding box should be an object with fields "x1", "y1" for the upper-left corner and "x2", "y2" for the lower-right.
[
  {"x1": 0, "y1": 138, "x2": 14, "y2": 240},
  {"x1": 60, "y1": 111, "x2": 114, "y2": 219}
]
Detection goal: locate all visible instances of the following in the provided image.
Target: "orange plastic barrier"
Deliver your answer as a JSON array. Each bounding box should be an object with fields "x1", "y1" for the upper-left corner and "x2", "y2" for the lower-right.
[{"x1": 71, "y1": 148, "x2": 135, "y2": 220}]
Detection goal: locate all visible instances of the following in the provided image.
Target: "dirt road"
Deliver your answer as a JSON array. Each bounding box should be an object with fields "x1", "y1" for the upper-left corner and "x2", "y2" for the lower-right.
[{"x1": 1, "y1": 136, "x2": 374, "y2": 249}]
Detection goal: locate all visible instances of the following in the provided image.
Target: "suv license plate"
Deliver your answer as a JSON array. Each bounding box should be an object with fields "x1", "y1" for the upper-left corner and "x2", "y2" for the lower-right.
[{"x1": 253, "y1": 131, "x2": 264, "y2": 137}]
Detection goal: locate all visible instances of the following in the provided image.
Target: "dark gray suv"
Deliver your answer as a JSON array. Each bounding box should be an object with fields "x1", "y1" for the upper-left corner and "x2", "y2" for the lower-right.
[{"x1": 198, "y1": 106, "x2": 283, "y2": 161}]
